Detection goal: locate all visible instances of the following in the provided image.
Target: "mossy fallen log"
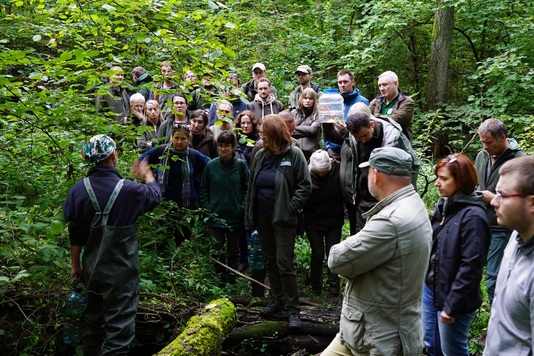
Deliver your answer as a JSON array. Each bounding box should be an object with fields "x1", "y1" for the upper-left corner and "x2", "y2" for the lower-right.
[{"x1": 155, "y1": 298, "x2": 237, "y2": 356}]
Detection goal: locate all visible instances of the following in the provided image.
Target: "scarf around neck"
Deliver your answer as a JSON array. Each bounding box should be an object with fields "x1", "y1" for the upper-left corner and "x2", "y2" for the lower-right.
[{"x1": 159, "y1": 145, "x2": 192, "y2": 207}]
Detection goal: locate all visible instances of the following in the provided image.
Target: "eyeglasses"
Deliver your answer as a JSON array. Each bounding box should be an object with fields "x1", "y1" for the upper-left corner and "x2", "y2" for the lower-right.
[
  {"x1": 447, "y1": 155, "x2": 457, "y2": 163},
  {"x1": 172, "y1": 123, "x2": 189, "y2": 130},
  {"x1": 494, "y1": 189, "x2": 528, "y2": 202},
  {"x1": 218, "y1": 109, "x2": 232, "y2": 114}
]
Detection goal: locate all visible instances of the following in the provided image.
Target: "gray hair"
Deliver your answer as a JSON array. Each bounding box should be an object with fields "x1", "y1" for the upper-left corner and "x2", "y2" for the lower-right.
[
  {"x1": 309, "y1": 149, "x2": 332, "y2": 173},
  {"x1": 348, "y1": 102, "x2": 371, "y2": 116},
  {"x1": 378, "y1": 71, "x2": 398, "y2": 83},
  {"x1": 129, "y1": 92, "x2": 146, "y2": 104},
  {"x1": 478, "y1": 118, "x2": 508, "y2": 139},
  {"x1": 217, "y1": 99, "x2": 234, "y2": 111}
]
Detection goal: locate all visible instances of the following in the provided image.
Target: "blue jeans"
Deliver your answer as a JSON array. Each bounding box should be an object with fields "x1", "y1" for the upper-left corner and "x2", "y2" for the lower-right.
[
  {"x1": 486, "y1": 230, "x2": 512, "y2": 305},
  {"x1": 422, "y1": 284, "x2": 475, "y2": 356}
]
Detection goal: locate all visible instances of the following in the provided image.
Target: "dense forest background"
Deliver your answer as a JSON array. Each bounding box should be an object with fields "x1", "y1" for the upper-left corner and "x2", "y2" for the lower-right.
[{"x1": 0, "y1": 0, "x2": 533, "y2": 354}]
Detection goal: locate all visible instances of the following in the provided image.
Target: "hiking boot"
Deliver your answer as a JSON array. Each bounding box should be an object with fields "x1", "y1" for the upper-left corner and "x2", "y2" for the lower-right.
[
  {"x1": 259, "y1": 302, "x2": 283, "y2": 317},
  {"x1": 288, "y1": 313, "x2": 302, "y2": 329}
]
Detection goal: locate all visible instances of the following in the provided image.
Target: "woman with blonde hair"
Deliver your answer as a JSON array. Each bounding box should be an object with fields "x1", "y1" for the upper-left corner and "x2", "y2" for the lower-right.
[
  {"x1": 291, "y1": 88, "x2": 321, "y2": 161},
  {"x1": 137, "y1": 100, "x2": 163, "y2": 152}
]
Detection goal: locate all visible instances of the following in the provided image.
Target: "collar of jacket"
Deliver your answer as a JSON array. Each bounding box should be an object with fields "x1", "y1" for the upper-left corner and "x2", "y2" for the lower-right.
[{"x1": 362, "y1": 185, "x2": 415, "y2": 220}]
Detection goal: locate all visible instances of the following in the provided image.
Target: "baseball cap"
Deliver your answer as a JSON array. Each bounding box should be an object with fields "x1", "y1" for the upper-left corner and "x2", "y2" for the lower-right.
[
  {"x1": 252, "y1": 63, "x2": 266, "y2": 71},
  {"x1": 81, "y1": 134, "x2": 116, "y2": 164},
  {"x1": 359, "y1": 147, "x2": 412, "y2": 176},
  {"x1": 295, "y1": 65, "x2": 312, "y2": 74}
]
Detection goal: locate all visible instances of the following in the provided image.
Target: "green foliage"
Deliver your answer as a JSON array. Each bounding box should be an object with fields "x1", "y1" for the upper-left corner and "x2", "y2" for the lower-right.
[{"x1": 1, "y1": 0, "x2": 534, "y2": 353}]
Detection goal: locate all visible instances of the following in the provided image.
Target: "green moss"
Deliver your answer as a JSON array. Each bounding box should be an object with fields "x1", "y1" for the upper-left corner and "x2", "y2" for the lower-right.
[
  {"x1": 246, "y1": 321, "x2": 286, "y2": 338},
  {"x1": 156, "y1": 298, "x2": 237, "y2": 356}
]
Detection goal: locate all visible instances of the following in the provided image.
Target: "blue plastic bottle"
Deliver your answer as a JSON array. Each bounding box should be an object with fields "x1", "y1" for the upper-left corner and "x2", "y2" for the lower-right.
[
  {"x1": 249, "y1": 230, "x2": 265, "y2": 270},
  {"x1": 62, "y1": 286, "x2": 86, "y2": 345}
]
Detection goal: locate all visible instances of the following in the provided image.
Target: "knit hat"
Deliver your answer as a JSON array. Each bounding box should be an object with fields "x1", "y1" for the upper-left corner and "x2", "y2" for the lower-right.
[
  {"x1": 359, "y1": 147, "x2": 412, "y2": 176},
  {"x1": 81, "y1": 134, "x2": 116, "y2": 164},
  {"x1": 309, "y1": 149, "x2": 332, "y2": 173}
]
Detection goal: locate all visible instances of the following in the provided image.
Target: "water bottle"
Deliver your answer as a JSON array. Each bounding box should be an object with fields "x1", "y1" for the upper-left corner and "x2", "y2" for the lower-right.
[
  {"x1": 318, "y1": 88, "x2": 344, "y2": 123},
  {"x1": 63, "y1": 287, "x2": 86, "y2": 345},
  {"x1": 249, "y1": 230, "x2": 265, "y2": 270}
]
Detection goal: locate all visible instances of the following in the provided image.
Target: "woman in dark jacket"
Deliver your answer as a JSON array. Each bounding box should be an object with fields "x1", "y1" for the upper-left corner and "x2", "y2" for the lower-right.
[
  {"x1": 157, "y1": 93, "x2": 190, "y2": 144},
  {"x1": 139, "y1": 124, "x2": 210, "y2": 244},
  {"x1": 199, "y1": 131, "x2": 249, "y2": 284},
  {"x1": 189, "y1": 109, "x2": 218, "y2": 159},
  {"x1": 245, "y1": 114, "x2": 311, "y2": 329},
  {"x1": 233, "y1": 110, "x2": 261, "y2": 274},
  {"x1": 234, "y1": 110, "x2": 260, "y2": 166},
  {"x1": 137, "y1": 100, "x2": 162, "y2": 153},
  {"x1": 304, "y1": 149, "x2": 344, "y2": 298},
  {"x1": 290, "y1": 88, "x2": 321, "y2": 161},
  {"x1": 423, "y1": 153, "x2": 490, "y2": 356}
]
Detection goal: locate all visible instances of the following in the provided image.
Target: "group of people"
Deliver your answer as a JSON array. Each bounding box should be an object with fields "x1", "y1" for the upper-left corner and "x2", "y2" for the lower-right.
[
  {"x1": 321, "y1": 118, "x2": 530, "y2": 356},
  {"x1": 64, "y1": 59, "x2": 533, "y2": 356}
]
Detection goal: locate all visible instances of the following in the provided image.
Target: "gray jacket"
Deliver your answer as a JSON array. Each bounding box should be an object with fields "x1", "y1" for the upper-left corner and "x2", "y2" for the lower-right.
[
  {"x1": 328, "y1": 185, "x2": 432, "y2": 355},
  {"x1": 474, "y1": 138, "x2": 525, "y2": 230},
  {"x1": 291, "y1": 107, "x2": 322, "y2": 160},
  {"x1": 484, "y1": 231, "x2": 534, "y2": 356},
  {"x1": 323, "y1": 117, "x2": 419, "y2": 207}
]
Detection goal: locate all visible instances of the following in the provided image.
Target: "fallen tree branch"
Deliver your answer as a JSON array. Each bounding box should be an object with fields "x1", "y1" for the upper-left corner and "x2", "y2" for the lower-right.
[{"x1": 209, "y1": 255, "x2": 271, "y2": 290}]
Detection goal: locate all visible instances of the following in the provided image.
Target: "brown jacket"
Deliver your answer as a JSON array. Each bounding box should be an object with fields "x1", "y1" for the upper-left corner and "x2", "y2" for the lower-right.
[{"x1": 369, "y1": 90, "x2": 414, "y2": 141}]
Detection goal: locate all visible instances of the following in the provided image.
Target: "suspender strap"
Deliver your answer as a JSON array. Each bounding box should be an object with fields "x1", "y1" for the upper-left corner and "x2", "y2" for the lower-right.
[{"x1": 83, "y1": 178, "x2": 125, "y2": 227}]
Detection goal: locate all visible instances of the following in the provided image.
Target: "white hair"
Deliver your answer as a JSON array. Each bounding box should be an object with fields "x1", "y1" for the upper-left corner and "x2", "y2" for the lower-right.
[
  {"x1": 309, "y1": 149, "x2": 332, "y2": 173},
  {"x1": 378, "y1": 71, "x2": 398, "y2": 83},
  {"x1": 129, "y1": 92, "x2": 146, "y2": 104},
  {"x1": 348, "y1": 102, "x2": 371, "y2": 116}
]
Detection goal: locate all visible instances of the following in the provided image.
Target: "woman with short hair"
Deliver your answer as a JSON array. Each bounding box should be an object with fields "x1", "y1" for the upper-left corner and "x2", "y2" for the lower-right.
[
  {"x1": 129, "y1": 92, "x2": 146, "y2": 126},
  {"x1": 423, "y1": 153, "x2": 490, "y2": 355},
  {"x1": 200, "y1": 131, "x2": 249, "y2": 284},
  {"x1": 304, "y1": 149, "x2": 344, "y2": 298}
]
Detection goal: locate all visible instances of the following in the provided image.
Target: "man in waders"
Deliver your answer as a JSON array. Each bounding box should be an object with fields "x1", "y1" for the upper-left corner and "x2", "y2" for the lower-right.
[{"x1": 64, "y1": 134, "x2": 161, "y2": 355}]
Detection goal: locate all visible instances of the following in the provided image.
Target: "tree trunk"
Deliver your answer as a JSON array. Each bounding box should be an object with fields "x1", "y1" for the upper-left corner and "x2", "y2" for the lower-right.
[
  {"x1": 426, "y1": 2, "x2": 454, "y2": 157},
  {"x1": 155, "y1": 298, "x2": 237, "y2": 356}
]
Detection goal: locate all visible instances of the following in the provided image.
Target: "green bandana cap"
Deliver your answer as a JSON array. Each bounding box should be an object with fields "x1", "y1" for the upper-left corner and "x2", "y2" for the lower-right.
[{"x1": 81, "y1": 134, "x2": 116, "y2": 164}]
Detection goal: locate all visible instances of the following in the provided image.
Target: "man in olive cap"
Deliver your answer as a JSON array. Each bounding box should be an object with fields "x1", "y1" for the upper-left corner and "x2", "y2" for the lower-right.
[
  {"x1": 322, "y1": 147, "x2": 431, "y2": 356},
  {"x1": 288, "y1": 65, "x2": 322, "y2": 109},
  {"x1": 64, "y1": 134, "x2": 161, "y2": 355}
]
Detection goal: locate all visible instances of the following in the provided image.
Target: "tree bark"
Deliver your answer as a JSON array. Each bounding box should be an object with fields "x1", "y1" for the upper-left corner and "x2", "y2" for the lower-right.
[{"x1": 426, "y1": 2, "x2": 454, "y2": 157}]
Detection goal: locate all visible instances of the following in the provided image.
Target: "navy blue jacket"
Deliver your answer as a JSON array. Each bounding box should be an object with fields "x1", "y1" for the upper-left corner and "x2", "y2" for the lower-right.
[
  {"x1": 427, "y1": 192, "x2": 490, "y2": 316},
  {"x1": 64, "y1": 165, "x2": 161, "y2": 246}
]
